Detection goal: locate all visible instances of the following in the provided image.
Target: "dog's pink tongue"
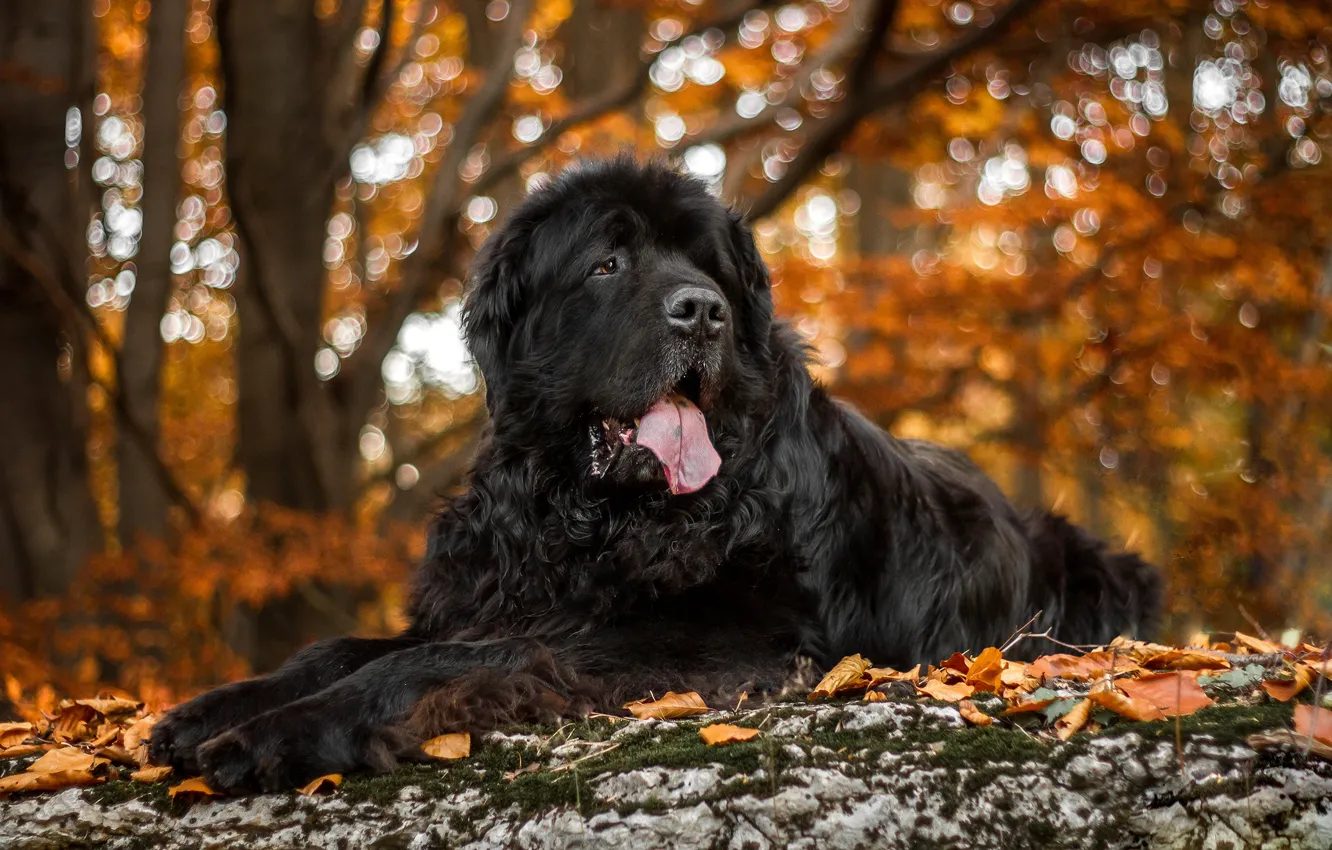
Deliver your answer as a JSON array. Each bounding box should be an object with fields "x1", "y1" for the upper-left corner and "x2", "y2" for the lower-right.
[{"x1": 635, "y1": 394, "x2": 721, "y2": 495}]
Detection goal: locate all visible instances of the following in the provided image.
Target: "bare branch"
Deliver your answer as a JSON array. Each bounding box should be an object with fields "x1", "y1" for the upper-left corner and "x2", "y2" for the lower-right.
[
  {"x1": 476, "y1": 0, "x2": 779, "y2": 196},
  {"x1": 690, "y1": 2, "x2": 868, "y2": 151},
  {"x1": 743, "y1": 0, "x2": 1043, "y2": 220},
  {"x1": 0, "y1": 208, "x2": 203, "y2": 526}
]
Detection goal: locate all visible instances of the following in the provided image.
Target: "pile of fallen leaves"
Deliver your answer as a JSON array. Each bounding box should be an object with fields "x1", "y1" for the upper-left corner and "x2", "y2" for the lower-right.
[
  {"x1": 2, "y1": 631, "x2": 1329, "y2": 800},
  {"x1": 800, "y1": 632, "x2": 1332, "y2": 752}
]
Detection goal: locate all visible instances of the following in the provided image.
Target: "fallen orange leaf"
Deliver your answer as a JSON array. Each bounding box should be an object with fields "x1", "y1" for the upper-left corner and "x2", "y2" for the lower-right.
[
  {"x1": 27, "y1": 747, "x2": 102, "y2": 775},
  {"x1": 917, "y1": 679, "x2": 975, "y2": 702},
  {"x1": 699, "y1": 724, "x2": 760, "y2": 746},
  {"x1": 862, "y1": 690, "x2": 887, "y2": 702},
  {"x1": 940, "y1": 652, "x2": 971, "y2": 675},
  {"x1": 298, "y1": 773, "x2": 343, "y2": 795},
  {"x1": 1294, "y1": 704, "x2": 1332, "y2": 747},
  {"x1": 51, "y1": 704, "x2": 97, "y2": 742},
  {"x1": 1054, "y1": 698, "x2": 1092, "y2": 741},
  {"x1": 1261, "y1": 665, "x2": 1312, "y2": 702},
  {"x1": 168, "y1": 777, "x2": 221, "y2": 799},
  {"x1": 624, "y1": 691, "x2": 710, "y2": 719},
  {"x1": 865, "y1": 664, "x2": 920, "y2": 686},
  {"x1": 0, "y1": 722, "x2": 35, "y2": 749},
  {"x1": 1001, "y1": 697, "x2": 1056, "y2": 716},
  {"x1": 1185, "y1": 632, "x2": 1212, "y2": 650},
  {"x1": 808, "y1": 655, "x2": 872, "y2": 700},
  {"x1": 1087, "y1": 689, "x2": 1165, "y2": 722},
  {"x1": 0, "y1": 744, "x2": 47, "y2": 759},
  {"x1": 965, "y1": 647, "x2": 1004, "y2": 693},
  {"x1": 1142, "y1": 649, "x2": 1231, "y2": 671},
  {"x1": 958, "y1": 700, "x2": 993, "y2": 726},
  {"x1": 1234, "y1": 631, "x2": 1281, "y2": 654},
  {"x1": 130, "y1": 765, "x2": 174, "y2": 783},
  {"x1": 1117, "y1": 673, "x2": 1213, "y2": 717},
  {"x1": 73, "y1": 697, "x2": 142, "y2": 716},
  {"x1": 0, "y1": 769, "x2": 103, "y2": 794},
  {"x1": 1030, "y1": 652, "x2": 1137, "y2": 682},
  {"x1": 422, "y1": 732, "x2": 471, "y2": 760}
]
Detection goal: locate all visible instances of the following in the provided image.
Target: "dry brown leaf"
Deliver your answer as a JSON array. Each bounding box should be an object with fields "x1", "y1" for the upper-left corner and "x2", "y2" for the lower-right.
[
  {"x1": 0, "y1": 769, "x2": 103, "y2": 794},
  {"x1": 1087, "y1": 689, "x2": 1165, "y2": 722},
  {"x1": 1185, "y1": 632, "x2": 1212, "y2": 650},
  {"x1": 298, "y1": 773, "x2": 343, "y2": 795},
  {"x1": 0, "y1": 744, "x2": 48, "y2": 759},
  {"x1": 422, "y1": 732, "x2": 471, "y2": 760},
  {"x1": 624, "y1": 691, "x2": 710, "y2": 719},
  {"x1": 89, "y1": 724, "x2": 121, "y2": 749},
  {"x1": 1117, "y1": 672, "x2": 1213, "y2": 717},
  {"x1": 96, "y1": 745, "x2": 138, "y2": 766},
  {"x1": 168, "y1": 777, "x2": 221, "y2": 799},
  {"x1": 1294, "y1": 704, "x2": 1332, "y2": 747},
  {"x1": 699, "y1": 724, "x2": 760, "y2": 746},
  {"x1": 27, "y1": 747, "x2": 101, "y2": 775},
  {"x1": 808, "y1": 655, "x2": 872, "y2": 700},
  {"x1": 1054, "y1": 698, "x2": 1092, "y2": 741},
  {"x1": 74, "y1": 697, "x2": 142, "y2": 716},
  {"x1": 865, "y1": 664, "x2": 920, "y2": 686},
  {"x1": 863, "y1": 691, "x2": 887, "y2": 702},
  {"x1": 1108, "y1": 637, "x2": 1175, "y2": 661},
  {"x1": 51, "y1": 704, "x2": 97, "y2": 742},
  {"x1": 123, "y1": 714, "x2": 158, "y2": 764},
  {"x1": 940, "y1": 653, "x2": 971, "y2": 675},
  {"x1": 0, "y1": 722, "x2": 35, "y2": 749},
  {"x1": 1234, "y1": 631, "x2": 1282, "y2": 654},
  {"x1": 1261, "y1": 665, "x2": 1312, "y2": 702},
  {"x1": 965, "y1": 647, "x2": 1004, "y2": 693},
  {"x1": 1142, "y1": 649, "x2": 1231, "y2": 671},
  {"x1": 998, "y1": 661, "x2": 1030, "y2": 693},
  {"x1": 130, "y1": 765, "x2": 174, "y2": 783},
  {"x1": 917, "y1": 679, "x2": 975, "y2": 703},
  {"x1": 1028, "y1": 653, "x2": 1122, "y2": 682},
  {"x1": 958, "y1": 700, "x2": 993, "y2": 726}
]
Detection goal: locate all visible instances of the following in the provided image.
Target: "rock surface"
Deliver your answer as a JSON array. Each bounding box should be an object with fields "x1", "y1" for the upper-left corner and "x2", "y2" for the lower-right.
[{"x1": 2, "y1": 699, "x2": 1330, "y2": 849}]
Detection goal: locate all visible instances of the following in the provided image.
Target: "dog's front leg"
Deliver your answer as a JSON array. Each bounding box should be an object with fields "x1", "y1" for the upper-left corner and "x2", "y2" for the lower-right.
[
  {"x1": 194, "y1": 637, "x2": 556, "y2": 792},
  {"x1": 150, "y1": 635, "x2": 418, "y2": 775}
]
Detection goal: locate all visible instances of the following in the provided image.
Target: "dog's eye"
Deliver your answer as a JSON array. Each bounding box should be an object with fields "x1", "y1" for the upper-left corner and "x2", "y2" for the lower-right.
[{"x1": 591, "y1": 257, "x2": 618, "y2": 276}]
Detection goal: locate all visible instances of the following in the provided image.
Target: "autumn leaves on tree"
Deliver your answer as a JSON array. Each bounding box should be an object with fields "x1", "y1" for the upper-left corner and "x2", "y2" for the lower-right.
[{"x1": 0, "y1": 0, "x2": 1329, "y2": 708}]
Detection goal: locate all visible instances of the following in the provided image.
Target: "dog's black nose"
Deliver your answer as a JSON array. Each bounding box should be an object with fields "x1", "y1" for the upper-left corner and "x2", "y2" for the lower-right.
[{"x1": 664, "y1": 286, "x2": 728, "y2": 337}]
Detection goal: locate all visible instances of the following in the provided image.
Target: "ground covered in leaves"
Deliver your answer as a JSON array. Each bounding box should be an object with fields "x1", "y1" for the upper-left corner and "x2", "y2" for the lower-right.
[{"x1": 1, "y1": 633, "x2": 1330, "y2": 848}]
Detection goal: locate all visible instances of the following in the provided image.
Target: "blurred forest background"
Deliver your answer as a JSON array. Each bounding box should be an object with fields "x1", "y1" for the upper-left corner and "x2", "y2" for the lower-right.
[{"x1": 1, "y1": 0, "x2": 1330, "y2": 712}]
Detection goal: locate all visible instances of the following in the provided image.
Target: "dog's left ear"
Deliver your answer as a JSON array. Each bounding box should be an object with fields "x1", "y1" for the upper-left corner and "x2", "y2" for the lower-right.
[
  {"x1": 728, "y1": 209, "x2": 774, "y2": 354},
  {"x1": 463, "y1": 229, "x2": 526, "y2": 413}
]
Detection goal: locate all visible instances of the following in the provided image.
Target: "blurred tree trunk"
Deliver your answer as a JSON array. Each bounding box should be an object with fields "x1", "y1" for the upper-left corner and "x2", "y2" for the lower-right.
[
  {"x1": 219, "y1": 0, "x2": 357, "y2": 515},
  {"x1": 847, "y1": 158, "x2": 913, "y2": 257},
  {"x1": 118, "y1": 0, "x2": 188, "y2": 547},
  {"x1": 0, "y1": 0, "x2": 101, "y2": 599}
]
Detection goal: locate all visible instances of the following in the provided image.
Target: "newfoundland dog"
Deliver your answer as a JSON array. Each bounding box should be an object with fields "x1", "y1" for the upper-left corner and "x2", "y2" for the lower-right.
[{"x1": 151, "y1": 157, "x2": 1162, "y2": 791}]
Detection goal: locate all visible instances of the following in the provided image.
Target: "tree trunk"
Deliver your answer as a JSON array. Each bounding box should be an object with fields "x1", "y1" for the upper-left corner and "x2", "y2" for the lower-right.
[
  {"x1": 0, "y1": 0, "x2": 101, "y2": 599},
  {"x1": 117, "y1": 0, "x2": 189, "y2": 547},
  {"x1": 220, "y1": 0, "x2": 356, "y2": 514}
]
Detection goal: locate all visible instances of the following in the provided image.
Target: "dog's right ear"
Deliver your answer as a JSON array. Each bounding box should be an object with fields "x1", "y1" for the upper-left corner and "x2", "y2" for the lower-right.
[{"x1": 463, "y1": 229, "x2": 526, "y2": 413}]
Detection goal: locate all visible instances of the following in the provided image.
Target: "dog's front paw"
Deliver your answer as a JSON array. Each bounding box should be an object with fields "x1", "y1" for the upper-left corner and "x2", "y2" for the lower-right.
[
  {"x1": 150, "y1": 698, "x2": 234, "y2": 775},
  {"x1": 196, "y1": 707, "x2": 359, "y2": 793}
]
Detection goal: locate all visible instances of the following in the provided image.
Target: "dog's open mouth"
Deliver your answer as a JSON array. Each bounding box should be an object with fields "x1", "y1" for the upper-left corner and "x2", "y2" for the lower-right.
[{"x1": 593, "y1": 369, "x2": 721, "y2": 495}]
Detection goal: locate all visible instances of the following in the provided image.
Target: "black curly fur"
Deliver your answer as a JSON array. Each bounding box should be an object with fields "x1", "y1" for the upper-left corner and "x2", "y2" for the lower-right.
[{"x1": 150, "y1": 156, "x2": 1162, "y2": 792}]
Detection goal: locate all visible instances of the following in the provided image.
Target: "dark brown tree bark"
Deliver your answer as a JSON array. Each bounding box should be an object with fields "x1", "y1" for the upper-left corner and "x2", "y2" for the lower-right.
[
  {"x1": 117, "y1": 0, "x2": 189, "y2": 546},
  {"x1": 0, "y1": 0, "x2": 101, "y2": 599}
]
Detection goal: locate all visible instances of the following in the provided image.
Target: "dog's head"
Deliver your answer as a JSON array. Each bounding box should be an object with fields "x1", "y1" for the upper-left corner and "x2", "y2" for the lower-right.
[{"x1": 463, "y1": 157, "x2": 774, "y2": 496}]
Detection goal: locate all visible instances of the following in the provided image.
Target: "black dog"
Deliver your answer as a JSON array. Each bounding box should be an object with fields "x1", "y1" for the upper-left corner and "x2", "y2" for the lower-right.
[{"x1": 150, "y1": 157, "x2": 1162, "y2": 791}]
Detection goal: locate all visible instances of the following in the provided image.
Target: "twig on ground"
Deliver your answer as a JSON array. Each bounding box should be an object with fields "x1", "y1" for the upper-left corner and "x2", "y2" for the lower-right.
[{"x1": 1000, "y1": 611, "x2": 1044, "y2": 654}]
